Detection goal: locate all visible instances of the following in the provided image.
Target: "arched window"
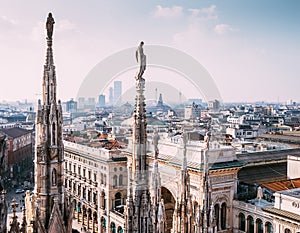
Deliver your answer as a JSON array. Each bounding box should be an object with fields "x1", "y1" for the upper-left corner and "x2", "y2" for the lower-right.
[
  {"x1": 52, "y1": 168, "x2": 57, "y2": 186},
  {"x1": 111, "y1": 222, "x2": 116, "y2": 233},
  {"x1": 117, "y1": 226, "x2": 123, "y2": 233},
  {"x1": 101, "y1": 217, "x2": 106, "y2": 231},
  {"x1": 247, "y1": 216, "x2": 254, "y2": 233},
  {"x1": 83, "y1": 187, "x2": 86, "y2": 199},
  {"x1": 93, "y1": 192, "x2": 97, "y2": 205},
  {"x1": 119, "y1": 174, "x2": 123, "y2": 186},
  {"x1": 256, "y1": 218, "x2": 263, "y2": 233},
  {"x1": 78, "y1": 185, "x2": 81, "y2": 196},
  {"x1": 221, "y1": 203, "x2": 227, "y2": 230},
  {"x1": 115, "y1": 192, "x2": 122, "y2": 208},
  {"x1": 113, "y1": 175, "x2": 118, "y2": 187},
  {"x1": 265, "y1": 222, "x2": 273, "y2": 233},
  {"x1": 285, "y1": 229, "x2": 291, "y2": 233},
  {"x1": 238, "y1": 213, "x2": 245, "y2": 231},
  {"x1": 101, "y1": 191, "x2": 106, "y2": 209},
  {"x1": 88, "y1": 189, "x2": 91, "y2": 202},
  {"x1": 214, "y1": 204, "x2": 220, "y2": 231}
]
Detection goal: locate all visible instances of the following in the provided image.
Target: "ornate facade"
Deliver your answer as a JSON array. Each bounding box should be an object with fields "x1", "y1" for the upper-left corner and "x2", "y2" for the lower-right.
[{"x1": 24, "y1": 13, "x2": 73, "y2": 233}]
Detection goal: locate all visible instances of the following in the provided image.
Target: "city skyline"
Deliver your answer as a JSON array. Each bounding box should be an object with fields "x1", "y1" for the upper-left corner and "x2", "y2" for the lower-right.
[{"x1": 0, "y1": 1, "x2": 299, "y2": 103}]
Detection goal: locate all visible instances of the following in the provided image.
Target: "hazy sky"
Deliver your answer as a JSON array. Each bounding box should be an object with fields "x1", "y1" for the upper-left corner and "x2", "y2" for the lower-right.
[{"x1": 0, "y1": 0, "x2": 299, "y2": 103}]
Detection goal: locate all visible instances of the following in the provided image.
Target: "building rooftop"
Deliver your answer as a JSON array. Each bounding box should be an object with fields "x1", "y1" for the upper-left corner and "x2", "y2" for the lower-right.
[
  {"x1": 278, "y1": 187, "x2": 300, "y2": 198},
  {"x1": 263, "y1": 206, "x2": 300, "y2": 222},
  {"x1": 238, "y1": 162, "x2": 287, "y2": 185},
  {"x1": 262, "y1": 178, "x2": 300, "y2": 192},
  {"x1": 0, "y1": 127, "x2": 30, "y2": 138}
]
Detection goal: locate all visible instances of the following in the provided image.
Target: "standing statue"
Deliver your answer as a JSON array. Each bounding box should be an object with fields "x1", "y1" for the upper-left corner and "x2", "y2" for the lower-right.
[
  {"x1": 204, "y1": 131, "x2": 211, "y2": 150},
  {"x1": 46, "y1": 12, "x2": 55, "y2": 39},
  {"x1": 136, "y1": 41, "x2": 146, "y2": 78}
]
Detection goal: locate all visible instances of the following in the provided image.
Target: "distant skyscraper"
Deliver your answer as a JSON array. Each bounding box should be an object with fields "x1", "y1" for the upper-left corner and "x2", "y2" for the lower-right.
[
  {"x1": 98, "y1": 94, "x2": 106, "y2": 107},
  {"x1": 78, "y1": 97, "x2": 85, "y2": 109},
  {"x1": 66, "y1": 98, "x2": 77, "y2": 113},
  {"x1": 109, "y1": 87, "x2": 113, "y2": 106},
  {"x1": 113, "y1": 80, "x2": 122, "y2": 105},
  {"x1": 87, "y1": 97, "x2": 96, "y2": 109}
]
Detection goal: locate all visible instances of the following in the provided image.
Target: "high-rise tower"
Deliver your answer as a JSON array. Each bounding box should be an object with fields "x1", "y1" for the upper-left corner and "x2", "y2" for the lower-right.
[
  {"x1": 25, "y1": 13, "x2": 73, "y2": 233},
  {"x1": 113, "y1": 80, "x2": 122, "y2": 105}
]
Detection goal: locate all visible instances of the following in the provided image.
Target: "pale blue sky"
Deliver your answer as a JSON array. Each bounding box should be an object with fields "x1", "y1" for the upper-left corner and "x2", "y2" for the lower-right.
[{"x1": 0, "y1": 0, "x2": 299, "y2": 103}]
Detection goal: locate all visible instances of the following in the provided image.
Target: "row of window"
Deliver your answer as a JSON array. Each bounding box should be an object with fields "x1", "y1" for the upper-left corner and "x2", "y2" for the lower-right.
[
  {"x1": 238, "y1": 213, "x2": 273, "y2": 233},
  {"x1": 65, "y1": 161, "x2": 97, "y2": 182},
  {"x1": 66, "y1": 179, "x2": 98, "y2": 204},
  {"x1": 64, "y1": 152, "x2": 99, "y2": 168}
]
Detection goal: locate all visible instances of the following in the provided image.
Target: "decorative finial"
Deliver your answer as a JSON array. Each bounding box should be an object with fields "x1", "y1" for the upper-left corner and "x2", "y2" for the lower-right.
[{"x1": 46, "y1": 12, "x2": 55, "y2": 39}]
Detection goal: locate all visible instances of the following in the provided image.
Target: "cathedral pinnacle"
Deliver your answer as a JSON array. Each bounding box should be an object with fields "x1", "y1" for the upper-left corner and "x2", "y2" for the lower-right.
[{"x1": 25, "y1": 13, "x2": 72, "y2": 233}]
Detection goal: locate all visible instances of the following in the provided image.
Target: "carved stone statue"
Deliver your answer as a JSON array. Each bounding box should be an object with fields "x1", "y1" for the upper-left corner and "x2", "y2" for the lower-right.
[
  {"x1": 204, "y1": 131, "x2": 211, "y2": 150},
  {"x1": 136, "y1": 41, "x2": 146, "y2": 78},
  {"x1": 46, "y1": 12, "x2": 55, "y2": 39}
]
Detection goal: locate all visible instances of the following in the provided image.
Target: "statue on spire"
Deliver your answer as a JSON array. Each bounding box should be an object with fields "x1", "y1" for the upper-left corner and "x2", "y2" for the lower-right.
[
  {"x1": 46, "y1": 12, "x2": 55, "y2": 39},
  {"x1": 136, "y1": 41, "x2": 146, "y2": 78}
]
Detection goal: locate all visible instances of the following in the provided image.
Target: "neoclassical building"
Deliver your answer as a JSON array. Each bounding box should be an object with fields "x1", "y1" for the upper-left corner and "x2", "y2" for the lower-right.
[{"x1": 64, "y1": 140, "x2": 128, "y2": 233}]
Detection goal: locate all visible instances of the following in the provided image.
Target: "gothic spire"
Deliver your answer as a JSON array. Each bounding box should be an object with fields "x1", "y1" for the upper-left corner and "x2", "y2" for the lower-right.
[
  {"x1": 151, "y1": 130, "x2": 166, "y2": 233},
  {"x1": 125, "y1": 41, "x2": 153, "y2": 233},
  {"x1": 172, "y1": 132, "x2": 193, "y2": 233},
  {"x1": 197, "y1": 131, "x2": 216, "y2": 233},
  {"x1": 27, "y1": 13, "x2": 70, "y2": 232}
]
